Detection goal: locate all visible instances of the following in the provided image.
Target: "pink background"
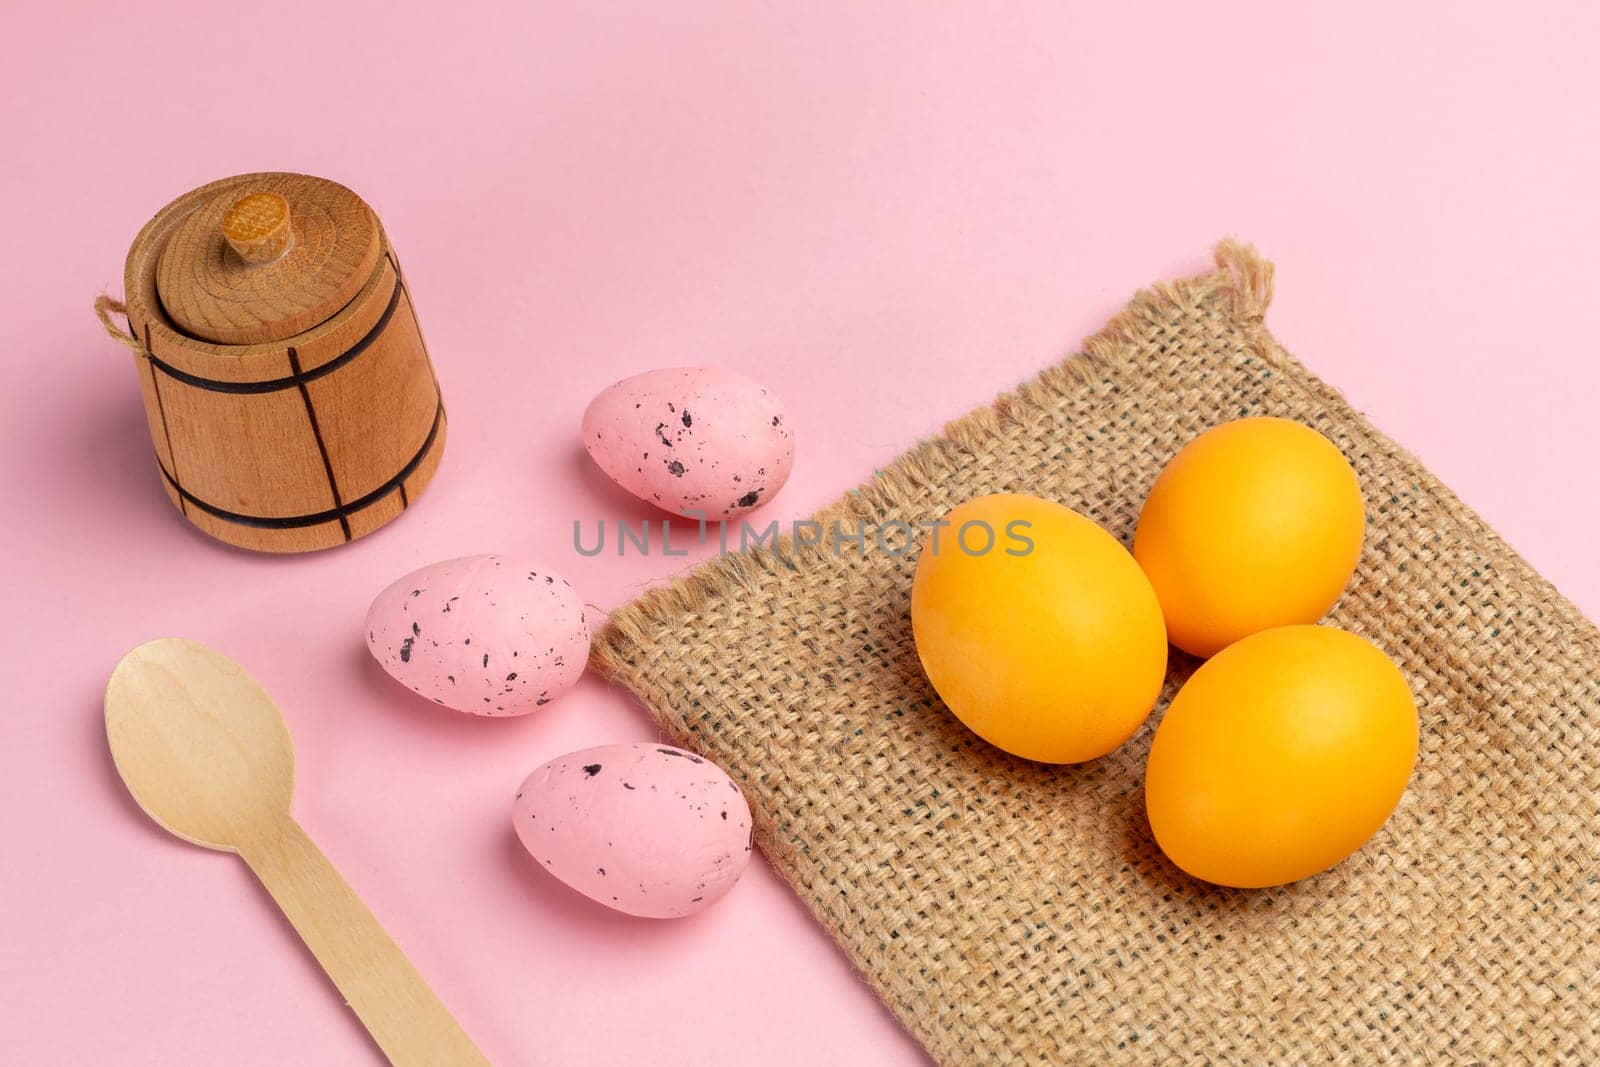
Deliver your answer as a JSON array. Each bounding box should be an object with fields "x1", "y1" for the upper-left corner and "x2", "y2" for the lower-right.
[{"x1": 3, "y1": 3, "x2": 1597, "y2": 1064}]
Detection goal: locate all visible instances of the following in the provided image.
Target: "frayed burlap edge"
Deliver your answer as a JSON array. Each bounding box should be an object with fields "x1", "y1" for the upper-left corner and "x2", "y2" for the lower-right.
[
  {"x1": 594, "y1": 240, "x2": 1274, "y2": 641},
  {"x1": 591, "y1": 241, "x2": 1600, "y2": 1064}
]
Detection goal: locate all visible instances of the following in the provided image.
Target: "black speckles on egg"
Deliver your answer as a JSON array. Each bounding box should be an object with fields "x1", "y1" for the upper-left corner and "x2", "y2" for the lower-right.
[
  {"x1": 516, "y1": 742, "x2": 747, "y2": 915},
  {"x1": 365, "y1": 554, "x2": 592, "y2": 718},
  {"x1": 580, "y1": 367, "x2": 794, "y2": 522},
  {"x1": 541, "y1": 748, "x2": 749, "y2": 914}
]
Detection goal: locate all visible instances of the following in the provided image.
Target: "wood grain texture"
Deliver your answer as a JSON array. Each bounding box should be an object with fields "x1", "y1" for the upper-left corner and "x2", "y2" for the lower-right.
[
  {"x1": 120, "y1": 173, "x2": 445, "y2": 553},
  {"x1": 157, "y1": 174, "x2": 378, "y2": 345},
  {"x1": 105, "y1": 638, "x2": 489, "y2": 1067},
  {"x1": 222, "y1": 192, "x2": 295, "y2": 266}
]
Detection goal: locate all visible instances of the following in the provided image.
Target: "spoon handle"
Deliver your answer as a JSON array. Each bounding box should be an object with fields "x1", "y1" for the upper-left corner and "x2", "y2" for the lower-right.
[{"x1": 238, "y1": 816, "x2": 490, "y2": 1066}]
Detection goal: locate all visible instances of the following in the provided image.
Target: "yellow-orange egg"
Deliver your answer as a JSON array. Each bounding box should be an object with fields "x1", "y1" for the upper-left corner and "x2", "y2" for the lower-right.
[
  {"x1": 1144, "y1": 625, "x2": 1418, "y2": 888},
  {"x1": 1133, "y1": 417, "x2": 1365, "y2": 658},
  {"x1": 911, "y1": 493, "x2": 1167, "y2": 764}
]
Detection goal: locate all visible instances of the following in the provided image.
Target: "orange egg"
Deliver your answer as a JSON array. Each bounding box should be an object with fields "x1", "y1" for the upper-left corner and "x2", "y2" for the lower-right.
[
  {"x1": 911, "y1": 493, "x2": 1168, "y2": 764},
  {"x1": 1133, "y1": 417, "x2": 1365, "y2": 658},
  {"x1": 1144, "y1": 625, "x2": 1418, "y2": 888}
]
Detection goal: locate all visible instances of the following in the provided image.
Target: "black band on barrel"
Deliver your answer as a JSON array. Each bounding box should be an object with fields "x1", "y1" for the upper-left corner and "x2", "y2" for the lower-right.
[
  {"x1": 154, "y1": 403, "x2": 445, "y2": 530},
  {"x1": 142, "y1": 278, "x2": 404, "y2": 394}
]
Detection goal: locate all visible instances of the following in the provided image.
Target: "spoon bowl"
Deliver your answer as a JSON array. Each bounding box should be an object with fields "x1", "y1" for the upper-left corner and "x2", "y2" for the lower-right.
[
  {"x1": 106, "y1": 638, "x2": 294, "y2": 850},
  {"x1": 104, "y1": 637, "x2": 488, "y2": 1065}
]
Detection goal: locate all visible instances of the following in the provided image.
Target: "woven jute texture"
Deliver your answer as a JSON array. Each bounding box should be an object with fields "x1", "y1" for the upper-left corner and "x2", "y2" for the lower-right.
[{"x1": 592, "y1": 242, "x2": 1600, "y2": 1064}]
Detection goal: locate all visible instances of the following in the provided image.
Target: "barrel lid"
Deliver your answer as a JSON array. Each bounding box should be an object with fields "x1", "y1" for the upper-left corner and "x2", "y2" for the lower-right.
[{"x1": 155, "y1": 173, "x2": 381, "y2": 345}]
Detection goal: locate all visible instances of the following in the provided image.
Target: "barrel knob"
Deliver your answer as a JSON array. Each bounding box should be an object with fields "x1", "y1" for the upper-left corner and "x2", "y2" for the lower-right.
[{"x1": 222, "y1": 192, "x2": 293, "y2": 265}]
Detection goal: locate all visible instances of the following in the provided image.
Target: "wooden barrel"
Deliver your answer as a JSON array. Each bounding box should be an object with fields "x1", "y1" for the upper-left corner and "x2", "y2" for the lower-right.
[{"x1": 119, "y1": 172, "x2": 446, "y2": 553}]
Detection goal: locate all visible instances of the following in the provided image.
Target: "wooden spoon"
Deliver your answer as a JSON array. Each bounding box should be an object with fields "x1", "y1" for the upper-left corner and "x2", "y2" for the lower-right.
[{"x1": 105, "y1": 637, "x2": 489, "y2": 1066}]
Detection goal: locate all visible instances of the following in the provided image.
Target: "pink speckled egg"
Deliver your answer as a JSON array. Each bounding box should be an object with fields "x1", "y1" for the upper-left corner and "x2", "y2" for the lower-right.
[
  {"x1": 582, "y1": 366, "x2": 795, "y2": 519},
  {"x1": 513, "y1": 743, "x2": 754, "y2": 918},
  {"x1": 365, "y1": 555, "x2": 590, "y2": 716}
]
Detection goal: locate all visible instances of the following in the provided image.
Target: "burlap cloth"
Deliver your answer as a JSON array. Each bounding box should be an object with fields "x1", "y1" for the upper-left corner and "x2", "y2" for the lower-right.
[{"x1": 592, "y1": 242, "x2": 1600, "y2": 1064}]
